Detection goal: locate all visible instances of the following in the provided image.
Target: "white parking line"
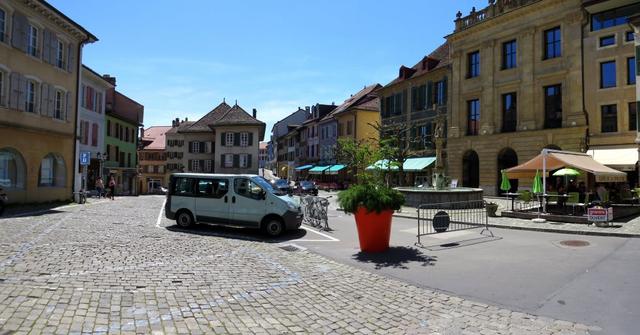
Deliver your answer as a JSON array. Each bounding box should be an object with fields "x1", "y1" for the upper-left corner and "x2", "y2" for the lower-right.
[
  {"x1": 296, "y1": 226, "x2": 340, "y2": 242},
  {"x1": 156, "y1": 198, "x2": 166, "y2": 228}
]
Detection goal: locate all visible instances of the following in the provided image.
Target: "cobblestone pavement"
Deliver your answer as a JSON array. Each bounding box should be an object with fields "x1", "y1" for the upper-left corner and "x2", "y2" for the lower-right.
[
  {"x1": 392, "y1": 197, "x2": 640, "y2": 237},
  {"x1": 0, "y1": 196, "x2": 599, "y2": 334}
]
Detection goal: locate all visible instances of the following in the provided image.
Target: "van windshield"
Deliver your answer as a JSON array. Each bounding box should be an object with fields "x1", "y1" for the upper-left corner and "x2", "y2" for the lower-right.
[{"x1": 252, "y1": 176, "x2": 286, "y2": 196}]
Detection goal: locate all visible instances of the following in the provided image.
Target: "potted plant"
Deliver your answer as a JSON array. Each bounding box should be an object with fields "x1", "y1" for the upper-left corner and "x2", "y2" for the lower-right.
[
  {"x1": 335, "y1": 138, "x2": 405, "y2": 252},
  {"x1": 486, "y1": 202, "x2": 499, "y2": 217}
]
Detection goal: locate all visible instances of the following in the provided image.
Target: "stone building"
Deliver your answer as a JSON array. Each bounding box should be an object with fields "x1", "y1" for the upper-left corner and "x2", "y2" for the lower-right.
[
  {"x1": 447, "y1": 0, "x2": 589, "y2": 195},
  {"x1": 139, "y1": 126, "x2": 171, "y2": 194},
  {"x1": 0, "y1": 0, "x2": 96, "y2": 204},
  {"x1": 75, "y1": 65, "x2": 113, "y2": 193},
  {"x1": 270, "y1": 107, "x2": 307, "y2": 178},
  {"x1": 165, "y1": 101, "x2": 265, "y2": 175}
]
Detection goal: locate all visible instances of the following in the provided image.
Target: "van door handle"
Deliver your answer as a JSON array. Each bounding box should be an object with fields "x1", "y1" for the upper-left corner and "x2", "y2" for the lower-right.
[
  {"x1": 232, "y1": 196, "x2": 236, "y2": 203},
  {"x1": 224, "y1": 196, "x2": 228, "y2": 203}
]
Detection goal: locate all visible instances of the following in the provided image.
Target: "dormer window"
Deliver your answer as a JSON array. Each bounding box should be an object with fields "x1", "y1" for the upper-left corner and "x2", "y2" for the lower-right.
[{"x1": 28, "y1": 25, "x2": 39, "y2": 57}]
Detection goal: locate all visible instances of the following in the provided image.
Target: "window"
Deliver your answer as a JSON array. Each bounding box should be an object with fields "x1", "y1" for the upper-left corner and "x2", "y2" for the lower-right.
[
  {"x1": 601, "y1": 105, "x2": 617, "y2": 133},
  {"x1": 240, "y1": 132, "x2": 249, "y2": 147},
  {"x1": 107, "y1": 120, "x2": 111, "y2": 136},
  {"x1": 28, "y1": 25, "x2": 38, "y2": 57},
  {"x1": 38, "y1": 154, "x2": 65, "y2": 187},
  {"x1": 467, "y1": 99, "x2": 480, "y2": 136},
  {"x1": 0, "y1": 9, "x2": 5, "y2": 43},
  {"x1": 239, "y1": 154, "x2": 248, "y2": 168},
  {"x1": 346, "y1": 121, "x2": 353, "y2": 135},
  {"x1": 25, "y1": 80, "x2": 36, "y2": 113},
  {"x1": 79, "y1": 121, "x2": 88, "y2": 145},
  {"x1": 467, "y1": 51, "x2": 480, "y2": 78},
  {"x1": 204, "y1": 159, "x2": 212, "y2": 173},
  {"x1": 191, "y1": 141, "x2": 200, "y2": 153},
  {"x1": 54, "y1": 90, "x2": 63, "y2": 120},
  {"x1": 192, "y1": 159, "x2": 200, "y2": 172},
  {"x1": 92, "y1": 123, "x2": 98, "y2": 147},
  {"x1": 502, "y1": 40, "x2": 517, "y2": 69},
  {"x1": 224, "y1": 154, "x2": 233, "y2": 168},
  {"x1": 628, "y1": 57, "x2": 636, "y2": 85},
  {"x1": 412, "y1": 84, "x2": 427, "y2": 111},
  {"x1": 0, "y1": 71, "x2": 4, "y2": 106},
  {"x1": 172, "y1": 177, "x2": 194, "y2": 196},
  {"x1": 630, "y1": 102, "x2": 637, "y2": 131},
  {"x1": 600, "y1": 61, "x2": 616, "y2": 88},
  {"x1": 544, "y1": 27, "x2": 561, "y2": 59},
  {"x1": 435, "y1": 80, "x2": 446, "y2": 105},
  {"x1": 0, "y1": 149, "x2": 26, "y2": 189},
  {"x1": 599, "y1": 35, "x2": 615, "y2": 47},
  {"x1": 234, "y1": 178, "x2": 264, "y2": 200},
  {"x1": 196, "y1": 178, "x2": 228, "y2": 198},
  {"x1": 626, "y1": 31, "x2": 635, "y2": 42},
  {"x1": 56, "y1": 40, "x2": 64, "y2": 69},
  {"x1": 591, "y1": 3, "x2": 640, "y2": 31},
  {"x1": 502, "y1": 93, "x2": 517, "y2": 133},
  {"x1": 226, "y1": 132, "x2": 234, "y2": 146},
  {"x1": 544, "y1": 85, "x2": 562, "y2": 129}
]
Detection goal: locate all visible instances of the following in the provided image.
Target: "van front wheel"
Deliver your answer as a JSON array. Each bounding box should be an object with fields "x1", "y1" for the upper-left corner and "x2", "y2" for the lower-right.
[
  {"x1": 176, "y1": 211, "x2": 194, "y2": 228},
  {"x1": 263, "y1": 218, "x2": 284, "y2": 237}
]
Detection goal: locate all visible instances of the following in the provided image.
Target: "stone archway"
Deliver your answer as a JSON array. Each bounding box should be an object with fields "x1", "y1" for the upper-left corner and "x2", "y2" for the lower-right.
[
  {"x1": 462, "y1": 150, "x2": 479, "y2": 188},
  {"x1": 497, "y1": 148, "x2": 518, "y2": 194}
]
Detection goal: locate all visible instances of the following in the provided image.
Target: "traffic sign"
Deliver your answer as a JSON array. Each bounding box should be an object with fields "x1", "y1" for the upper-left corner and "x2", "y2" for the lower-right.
[{"x1": 80, "y1": 151, "x2": 91, "y2": 166}]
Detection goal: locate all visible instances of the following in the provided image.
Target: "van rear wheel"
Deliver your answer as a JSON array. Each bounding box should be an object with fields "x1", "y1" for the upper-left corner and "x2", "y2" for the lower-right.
[
  {"x1": 176, "y1": 211, "x2": 194, "y2": 228},
  {"x1": 263, "y1": 218, "x2": 284, "y2": 237}
]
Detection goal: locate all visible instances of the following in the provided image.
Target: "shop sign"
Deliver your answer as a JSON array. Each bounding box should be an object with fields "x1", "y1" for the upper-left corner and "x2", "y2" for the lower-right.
[{"x1": 587, "y1": 207, "x2": 613, "y2": 222}]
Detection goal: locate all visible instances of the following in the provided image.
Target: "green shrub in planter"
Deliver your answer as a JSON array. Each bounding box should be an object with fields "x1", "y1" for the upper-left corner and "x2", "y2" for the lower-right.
[
  {"x1": 338, "y1": 183, "x2": 405, "y2": 214},
  {"x1": 486, "y1": 202, "x2": 499, "y2": 217}
]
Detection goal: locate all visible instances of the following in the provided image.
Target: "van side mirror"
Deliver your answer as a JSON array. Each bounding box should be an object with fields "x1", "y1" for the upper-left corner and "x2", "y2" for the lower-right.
[{"x1": 261, "y1": 191, "x2": 267, "y2": 200}]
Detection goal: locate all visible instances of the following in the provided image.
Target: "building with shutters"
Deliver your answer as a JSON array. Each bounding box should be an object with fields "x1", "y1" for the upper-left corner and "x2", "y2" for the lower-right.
[
  {"x1": 74, "y1": 65, "x2": 114, "y2": 194},
  {"x1": 0, "y1": 0, "x2": 96, "y2": 204},
  {"x1": 270, "y1": 107, "x2": 308, "y2": 178},
  {"x1": 333, "y1": 84, "x2": 382, "y2": 145},
  {"x1": 259, "y1": 141, "x2": 268, "y2": 169},
  {"x1": 139, "y1": 126, "x2": 171, "y2": 194},
  {"x1": 377, "y1": 43, "x2": 450, "y2": 186},
  {"x1": 103, "y1": 76, "x2": 144, "y2": 195},
  {"x1": 165, "y1": 101, "x2": 265, "y2": 175}
]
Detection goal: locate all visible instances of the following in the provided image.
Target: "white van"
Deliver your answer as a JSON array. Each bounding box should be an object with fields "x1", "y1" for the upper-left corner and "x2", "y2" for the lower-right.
[{"x1": 165, "y1": 173, "x2": 303, "y2": 236}]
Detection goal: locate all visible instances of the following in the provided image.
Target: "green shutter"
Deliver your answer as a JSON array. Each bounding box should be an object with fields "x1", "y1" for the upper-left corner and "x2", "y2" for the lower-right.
[
  {"x1": 234, "y1": 133, "x2": 240, "y2": 146},
  {"x1": 233, "y1": 154, "x2": 239, "y2": 168},
  {"x1": 426, "y1": 82, "x2": 433, "y2": 109},
  {"x1": 248, "y1": 133, "x2": 254, "y2": 146},
  {"x1": 442, "y1": 76, "x2": 448, "y2": 104},
  {"x1": 221, "y1": 132, "x2": 226, "y2": 146},
  {"x1": 248, "y1": 154, "x2": 253, "y2": 168}
]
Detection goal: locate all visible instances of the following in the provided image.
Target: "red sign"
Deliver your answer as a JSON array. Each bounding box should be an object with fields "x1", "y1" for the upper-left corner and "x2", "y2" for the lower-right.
[{"x1": 588, "y1": 207, "x2": 612, "y2": 222}]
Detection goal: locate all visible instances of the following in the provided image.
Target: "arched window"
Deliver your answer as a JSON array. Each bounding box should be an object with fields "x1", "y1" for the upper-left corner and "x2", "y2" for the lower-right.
[
  {"x1": 462, "y1": 150, "x2": 480, "y2": 188},
  {"x1": 39, "y1": 153, "x2": 66, "y2": 187},
  {"x1": 0, "y1": 148, "x2": 26, "y2": 189}
]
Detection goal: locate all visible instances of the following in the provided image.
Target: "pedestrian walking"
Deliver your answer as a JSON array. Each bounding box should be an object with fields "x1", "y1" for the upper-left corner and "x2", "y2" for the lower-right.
[
  {"x1": 95, "y1": 177, "x2": 105, "y2": 198},
  {"x1": 108, "y1": 176, "x2": 116, "y2": 200}
]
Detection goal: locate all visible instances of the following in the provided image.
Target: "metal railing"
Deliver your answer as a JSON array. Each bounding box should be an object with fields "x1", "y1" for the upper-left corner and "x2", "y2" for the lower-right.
[
  {"x1": 416, "y1": 200, "x2": 492, "y2": 246},
  {"x1": 300, "y1": 196, "x2": 330, "y2": 231}
]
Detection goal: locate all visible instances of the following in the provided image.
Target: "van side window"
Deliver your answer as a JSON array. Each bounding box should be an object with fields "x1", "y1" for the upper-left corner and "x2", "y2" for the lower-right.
[
  {"x1": 173, "y1": 177, "x2": 194, "y2": 196},
  {"x1": 196, "y1": 179, "x2": 228, "y2": 198},
  {"x1": 234, "y1": 178, "x2": 263, "y2": 200}
]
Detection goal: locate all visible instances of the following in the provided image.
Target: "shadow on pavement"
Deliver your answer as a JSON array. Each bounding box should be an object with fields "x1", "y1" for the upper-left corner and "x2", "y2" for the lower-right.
[
  {"x1": 1, "y1": 208, "x2": 67, "y2": 219},
  {"x1": 418, "y1": 235, "x2": 503, "y2": 251},
  {"x1": 353, "y1": 246, "x2": 437, "y2": 270},
  {"x1": 165, "y1": 224, "x2": 307, "y2": 243}
]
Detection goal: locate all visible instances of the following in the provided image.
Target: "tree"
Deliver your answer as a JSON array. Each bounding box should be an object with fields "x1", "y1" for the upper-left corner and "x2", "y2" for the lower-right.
[
  {"x1": 369, "y1": 121, "x2": 422, "y2": 186},
  {"x1": 335, "y1": 138, "x2": 379, "y2": 185}
]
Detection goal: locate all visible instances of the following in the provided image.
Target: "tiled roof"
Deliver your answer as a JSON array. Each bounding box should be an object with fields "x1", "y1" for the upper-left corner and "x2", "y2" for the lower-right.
[
  {"x1": 210, "y1": 104, "x2": 265, "y2": 127},
  {"x1": 143, "y1": 126, "x2": 172, "y2": 150},
  {"x1": 166, "y1": 121, "x2": 195, "y2": 134},
  {"x1": 184, "y1": 101, "x2": 231, "y2": 132},
  {"x1": 322, "y1": 84, "x2": 382, "y2": 120},
  {"x1": 385, "y1": 42, "x2": 450, "y2": 86}
]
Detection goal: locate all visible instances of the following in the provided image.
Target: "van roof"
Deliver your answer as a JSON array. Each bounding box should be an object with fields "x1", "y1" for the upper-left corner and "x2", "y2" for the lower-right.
[{"x1": 170, "y1": 173, "x2": 260, "y2": 178}]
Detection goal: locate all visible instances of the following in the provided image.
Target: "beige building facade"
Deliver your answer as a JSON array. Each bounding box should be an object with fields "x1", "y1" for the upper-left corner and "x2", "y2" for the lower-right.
[
  {"x1": 139, "y1": 126, "x2": 171, "y2": 194},
  {"x1": 0, "y1": 0, "x2": 96, "y2": 204}
]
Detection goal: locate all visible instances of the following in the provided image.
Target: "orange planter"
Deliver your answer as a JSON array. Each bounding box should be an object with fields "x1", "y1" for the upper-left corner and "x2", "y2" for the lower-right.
[{"x1": 354, "y1": 206, "x2": 394, "y2": 252}]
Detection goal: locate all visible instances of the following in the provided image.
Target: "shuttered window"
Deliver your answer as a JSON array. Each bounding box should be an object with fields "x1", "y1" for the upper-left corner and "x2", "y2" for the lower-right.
[
  {"x1": 240, "y1": 132, "x2": 249, "y2": 147},
  {"x1": 0, "y1": 71, "x2": 4, "y2": 106},
  {"x1": 226, "y1": 133, "x2": 234, "y2": 146},
  {"x1": 224, "y1": 154, "x2": 233, "y2": 168},
  {"x1": 25, "y1": 80, "x2": 36, "y2": 113},
  {"x1": 0, "y1": 9, "x2": 5, "y2": 43},
  {"x1": 54, "y1": 90, "x2": 63, "y2": 120},
  {"x1": 28, "y1": 25, "x2": 38, "y2": 57},
  {"x1": 91, "y1": 123, "x2": 99, "y2": 147},
  {"x1": 56, "y1": 40, "x2": 64, "y2": 69}
]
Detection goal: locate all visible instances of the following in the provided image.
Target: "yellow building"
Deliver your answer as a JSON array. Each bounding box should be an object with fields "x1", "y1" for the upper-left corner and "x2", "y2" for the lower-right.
[
  {"x1": 0, "y1": 0, "x2": 96, "y2": 204},
  {"x1": 447, "y1": 0, "x2": 587, "y2": 195},
  {"x1": 334, "y1": 84, "x2": 382, "y2": 146},
  {"x1": 139, "y1": 126, "x2": 171, "y2": 194}
]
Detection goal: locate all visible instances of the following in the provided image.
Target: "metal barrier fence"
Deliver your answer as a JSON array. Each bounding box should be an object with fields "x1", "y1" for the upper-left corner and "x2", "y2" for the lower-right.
[
  {"x1": 300, "y1": 196, "x2": 331, "y2": 231},
  {"x1": 416, "y1": 200, "x2": 492, "y2": 246}
]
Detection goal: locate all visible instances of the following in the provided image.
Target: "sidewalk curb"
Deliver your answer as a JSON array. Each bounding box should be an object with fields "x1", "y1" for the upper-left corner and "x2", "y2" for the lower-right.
[{"x1": 392, "y1": 213, "x2": 640, "y2": 238}]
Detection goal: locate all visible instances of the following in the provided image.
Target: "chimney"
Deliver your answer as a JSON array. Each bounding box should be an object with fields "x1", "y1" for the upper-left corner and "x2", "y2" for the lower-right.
[
  {"x1": 184, "y1": 117, "x2": 188, "y2": 122},
  {"x1": 305, "y1": 106, "x2": 310, "y2": 112},
  {"x1": 252, "y1": 108, "x2": 257, "y2": 118},
  {"x1": 102, "y1": 74, "x2": 116, "y2": 86}
]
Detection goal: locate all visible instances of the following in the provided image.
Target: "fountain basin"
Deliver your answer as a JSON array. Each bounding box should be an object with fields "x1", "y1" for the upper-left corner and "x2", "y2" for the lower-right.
[{"x1": 395, "y1": 187, "x2": 484, "y2": 208}]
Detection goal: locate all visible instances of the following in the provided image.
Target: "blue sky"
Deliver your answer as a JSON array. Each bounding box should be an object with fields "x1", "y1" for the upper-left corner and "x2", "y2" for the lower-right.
[{"x1": 50, "y1": 0, "x2": 479, "y2": 135}]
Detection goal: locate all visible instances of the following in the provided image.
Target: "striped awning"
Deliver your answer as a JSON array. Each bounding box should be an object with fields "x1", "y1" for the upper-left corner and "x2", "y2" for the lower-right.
[{"x1": 325, "y1": 165, "x2": 346, "y2": 175}]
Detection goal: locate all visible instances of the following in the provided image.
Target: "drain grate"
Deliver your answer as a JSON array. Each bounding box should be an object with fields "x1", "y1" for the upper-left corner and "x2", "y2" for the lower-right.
[
  {"x1": 559, "y1": 240, "x2": 590, "y2": 247},
  {"x1": 280, "y1": 244, "x2": 305, "y2": 252}
]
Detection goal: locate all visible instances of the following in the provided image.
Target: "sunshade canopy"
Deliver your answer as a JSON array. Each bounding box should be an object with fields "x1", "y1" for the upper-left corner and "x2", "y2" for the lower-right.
[
  {"x1": 366, "y1": 157, "x2": 436, "y2": 172},
  {"x1": 325, "y1": 164, "x2": 346, "y2": 175},
  {"x1": 295, "y1": 164, "x2": 313, "y2": 171},
  {"x1": 505, "y1": 150, "x2": 627, "y2": 182},
  {"x1": 587, "y1": 147, "x2": 638, "y2": 171},
  {"x1": 308, "y1": 165, "x2": 330, "y2": 174}
]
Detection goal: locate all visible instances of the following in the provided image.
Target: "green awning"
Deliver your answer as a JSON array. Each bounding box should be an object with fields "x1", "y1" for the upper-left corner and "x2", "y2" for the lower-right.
[
  {"x1": 403, "y1": 157, "x2": 436, "y2": 172},
  {"x1": 309, "y1": 165, "x2": 330, "y2": 174},
  {"x1": 295, "y1": 164, "x2": 314, "y2": 171},
  {"x1": 325, "y1": 164, "x2": 346, "y2": 175}
]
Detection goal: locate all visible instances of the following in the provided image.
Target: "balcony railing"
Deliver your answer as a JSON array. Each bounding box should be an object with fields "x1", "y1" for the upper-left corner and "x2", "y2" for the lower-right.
[{"x1": 455, "y1": 0, "x2": 542, "y2": 32}]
